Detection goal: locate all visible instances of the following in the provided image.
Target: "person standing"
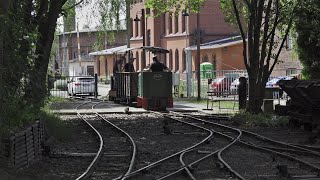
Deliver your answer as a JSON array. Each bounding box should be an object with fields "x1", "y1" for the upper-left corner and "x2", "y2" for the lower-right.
[
  {"x1": 147, "y1": 55, "x2": 170, "y2": 72},
  {"x1": 113, "y1": 56, "x2": 125, "y2": 75},
  {"x1": 123, "y1": 57, "x2": 136, "y2": 72}
]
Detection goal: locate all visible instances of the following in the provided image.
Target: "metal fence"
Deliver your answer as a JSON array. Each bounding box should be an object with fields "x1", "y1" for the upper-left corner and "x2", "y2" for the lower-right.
[
  {"x1": 48, "y1": 75, "x2": 97, "y2": 98},
  {"x1": 175, "y1": 68, "x2": 302, "y2": 100}
]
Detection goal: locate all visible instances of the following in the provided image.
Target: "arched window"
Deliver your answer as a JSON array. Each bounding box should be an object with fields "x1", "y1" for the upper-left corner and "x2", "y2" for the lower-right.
[
  {"x1": 182, "y1": 49, "x2": 186, "y2": 72},
  {"x1": 96, "y1": 59, "x2": 100, "y2": 75},
  {"x1": 212, "y1": 54, "x2": 216, "y2": 70},
  {"x1": 162, "y1": 14, "x2": 166, "y2": 35},
  {"x1": 135, "y1": 18, "x2": 139, "y2": 37},
  {"x1": 141, "y1": 51, "x2": 145, "y2": 68},
  {"x1": 169, "y1": 49, "x2": 173, "y2": 70},
  {"x1": 140, "y1": 17, "x2": 144, "y2": 37},
  {"x1": 135, "y1": 51, "x2": 140, "y2": 71},
  {"x1": 175, "y1": 13, "x2": 179, "y2": 33},
  {"x1": 175, "y1": 49, "x2": 179, "y2": 72},
  {"x1": 203, "y1": 55, "x2": 208, "y2": 62},
  {"x1": 168, "y1": 13, "x2": 172, "y2": 34},
  {"x1": 182, "y1": 12, "x2": 186, "y2": 32},
  {"x1": 130, "y1": 18, "x2": 133, "y2": 38}
]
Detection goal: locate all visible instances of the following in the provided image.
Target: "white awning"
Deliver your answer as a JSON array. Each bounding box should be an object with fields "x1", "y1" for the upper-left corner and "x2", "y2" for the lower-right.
[{"x1": 89, "y1": 45, "x2": 127, "y2": 56}]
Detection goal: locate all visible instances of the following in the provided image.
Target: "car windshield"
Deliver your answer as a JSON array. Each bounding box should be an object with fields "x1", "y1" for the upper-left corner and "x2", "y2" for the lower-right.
[{"x1": 78, "y1": 78, "x2": 94, "y2": 82}]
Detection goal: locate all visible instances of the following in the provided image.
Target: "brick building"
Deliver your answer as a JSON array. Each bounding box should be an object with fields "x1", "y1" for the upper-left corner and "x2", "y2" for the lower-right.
[
  {"x1": 58, "y1": 28, "x2": 127, "y2": 76},
  {"x1": 129, "y1": 0, "x2": 239, "y2": 73}
]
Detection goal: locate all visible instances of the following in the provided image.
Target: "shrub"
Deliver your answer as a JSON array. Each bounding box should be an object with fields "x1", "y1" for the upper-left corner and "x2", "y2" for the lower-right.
[
  {"x1": 54, "y1": 79, "x2": 67, "y2": 90},
  {"x1": 231, "y1": 111, "x2": 289, "y2": 127}
]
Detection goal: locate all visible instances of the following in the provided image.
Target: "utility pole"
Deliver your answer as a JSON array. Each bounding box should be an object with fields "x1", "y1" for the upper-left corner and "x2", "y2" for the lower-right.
[
  {"x1": 142, "y1": 9, "x2": 146, "y2": 68},
  {"x1": 126, "y1": 0, "x2": 130, "y2": 62},
  {"x1": 76, "y1": 22, "x2": 81, "y2": 75},
  {"x1": 196, "y1": 12, "x2": 201, "y2": 101}
]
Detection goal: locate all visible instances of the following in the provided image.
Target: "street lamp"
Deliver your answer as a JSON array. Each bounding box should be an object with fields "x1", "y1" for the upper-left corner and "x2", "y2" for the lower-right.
[
  {"x1": 134, "y1": 9, "x2": 146, "y2": 68},
  {"x1": 196, "y1": 11, "x2": 201, "y2": 101}
]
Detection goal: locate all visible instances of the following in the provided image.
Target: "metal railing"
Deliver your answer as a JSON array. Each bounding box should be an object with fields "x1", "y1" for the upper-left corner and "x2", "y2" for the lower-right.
[{"x1": 48, "y1": 75, "x2": 97, "y2": 98}]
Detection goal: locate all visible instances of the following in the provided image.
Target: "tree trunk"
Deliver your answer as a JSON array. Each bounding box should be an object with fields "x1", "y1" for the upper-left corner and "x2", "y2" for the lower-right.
[
  {"x1": 0, "y1": 0, "x2": 10, "y2": 119},
  {"x1": 25, "y1": 0, "x2": 66, "y2": 108}
]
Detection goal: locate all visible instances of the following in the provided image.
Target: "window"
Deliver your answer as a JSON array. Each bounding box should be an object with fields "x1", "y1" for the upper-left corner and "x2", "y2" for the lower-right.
[
  {"x1": 147, "y1": 29, "x2": 151, "y2": 46},
  {"x1": 140, "y1": 17, "x2": 144, "y2": 37},
  {"x1": 286, "y1": 33, "x2": 293, "y2": 50},
  {"x1": 135, "y1": 19, "x2": 138, "y2": 37},
  {"x1": 130, "y1": 18, "x2": 133, "y2": 38},
  {"x1": 169, "y1": 49, "x2": 173, "y2": 70},
  {"x1": 141, "y1": 51, "x2": 145, "y2": 68},
  {"x1": 168, "y1": 13, "x2": 172, "y2": 34},
  {"x1": 182, "y1": 12, "x2": 186, "y2": 32},
  {"x1": 175, "y1": 49, "x2": 179, "y2": 71},
  {"x1": 203, "y1": 55, "x2": 208, "y2": 62},
  {"x1": 182, "y1": 50, "x2": 186, "y2": 71},
  {"x1": 175, "y1": 14, "x2": 179, "y2": 33},
  {"x1": 135, "y1": 51, "x2": 140, "y2": 71},
  {"x1": 162, "y1": 14, "x2": 166, "y2": 35}
]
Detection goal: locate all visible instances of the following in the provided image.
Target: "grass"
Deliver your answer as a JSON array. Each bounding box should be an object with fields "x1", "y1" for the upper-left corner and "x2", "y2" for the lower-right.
[
  {"x1": 0, "y1": 96, "x2": 72, "y2": 141},
  {"x1": 173, "y1": 97, "x2": 239, "y2": 109},
  {"x1": 173, "y1": 96, "x2": 288, "y2": 127},
  {"x1": 230, "y1": 110, "x2": 289, "y2": 127}
]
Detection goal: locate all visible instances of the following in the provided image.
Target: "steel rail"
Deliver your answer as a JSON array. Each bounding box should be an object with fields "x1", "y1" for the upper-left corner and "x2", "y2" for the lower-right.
[
  {"x1": 170, "y1": 111, "x2": 245, "y2": 180},
  {"x1": 91, "y1": 102, "x2": 137, "y2": 180},
  {"x1": 174, "y1": 112, "x2": 320, "y2": 175},
  {"x1": 74, "y1": 101, "x2": 104, "y2": 180},
  {"x1": 157, "y1": 149, "x2": 221, "y2": 180},
  {"x1": 121, "y1": 111, "x2": 214, "y2": 179},
  {"x1": 179, "y1": 150, "x2": 197, "y2": 180}
]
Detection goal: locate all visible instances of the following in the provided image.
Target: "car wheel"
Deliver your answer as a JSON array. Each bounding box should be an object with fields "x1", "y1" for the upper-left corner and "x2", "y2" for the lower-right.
[{"x1": 89, "y1": 93, "x2": 93, "y2": 96}]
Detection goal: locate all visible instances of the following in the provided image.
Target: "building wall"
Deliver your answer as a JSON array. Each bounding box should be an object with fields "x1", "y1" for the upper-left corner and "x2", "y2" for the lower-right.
[
  {"x1": 129, "y1": 0, "x2": 239, "y2": 72},
  {"x1": 94, "y1": 54, "x2": 117, "y2": 79},
  {"x1": 58, "y1": 30, "x2": 127, "y2": 76}
]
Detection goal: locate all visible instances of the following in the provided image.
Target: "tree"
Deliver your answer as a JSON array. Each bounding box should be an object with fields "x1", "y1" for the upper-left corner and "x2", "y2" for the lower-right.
[
  {"x1": 0, "y1": 0, "x2": 85, "y2": 122},
  {"x1": 221, "y1": 0, "x2": 298, "y2": 113},
  {"x1": 295, "y1": 0, "x2": 320, "y2": 79},
  {"x1": 146, "y1": 0, "x2": 298, "y2": 113}
]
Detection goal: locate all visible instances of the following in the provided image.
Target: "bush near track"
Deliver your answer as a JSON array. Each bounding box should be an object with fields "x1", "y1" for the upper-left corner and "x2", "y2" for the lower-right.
[{"x1": 231, "y1": 111, "x2": 289, "y2": 127}]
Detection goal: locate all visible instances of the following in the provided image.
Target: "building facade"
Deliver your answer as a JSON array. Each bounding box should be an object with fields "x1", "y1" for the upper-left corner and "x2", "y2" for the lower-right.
[
  {"x1": 58, "y1": 29, "x2": 127, "y2": 76},
  {"x1": 129, "y1": 0, "x2": 239, "y2": 72}
]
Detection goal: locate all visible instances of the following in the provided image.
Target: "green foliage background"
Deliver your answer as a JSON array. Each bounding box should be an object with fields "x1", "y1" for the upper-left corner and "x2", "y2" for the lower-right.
[{"x1": 295, "y1": 0, "x2": 320, "y2": 79}]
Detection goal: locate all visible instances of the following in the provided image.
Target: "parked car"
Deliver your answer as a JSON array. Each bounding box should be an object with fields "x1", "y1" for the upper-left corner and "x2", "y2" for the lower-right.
[
  {"x1": 266, "y1": 76, "x2": 292, "y2": 88},
  {"x1": 211, "y1": 76, "x2": 231, "y2": 93},
  {"x1": 67, "y1": 77, "x2": 95, "y2": 96}
]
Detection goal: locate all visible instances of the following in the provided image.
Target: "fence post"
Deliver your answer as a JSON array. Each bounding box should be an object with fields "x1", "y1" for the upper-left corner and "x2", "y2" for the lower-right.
[
  {"x1": 238, "y1": 77, "x2": 247, "y2": 110},
  {"x1": 94, "y1": 73, "x2": 98, "y2": 98}
]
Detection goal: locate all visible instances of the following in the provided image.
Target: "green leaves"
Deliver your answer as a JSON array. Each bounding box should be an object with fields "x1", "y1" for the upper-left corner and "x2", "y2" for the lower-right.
[{"x1": 295, "y1": 0, "x2": 320, "y2": 79}]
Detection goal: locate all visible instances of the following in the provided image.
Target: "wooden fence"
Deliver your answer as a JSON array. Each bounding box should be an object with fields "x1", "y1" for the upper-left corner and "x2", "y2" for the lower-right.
[{"x1": 7, "y1": 121, "x2": 45, "y2": 168}]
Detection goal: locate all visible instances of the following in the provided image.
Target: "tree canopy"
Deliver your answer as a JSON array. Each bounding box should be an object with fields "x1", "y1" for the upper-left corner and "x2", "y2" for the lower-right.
[
  {"x1": 146, "y1": 0, "x2": 299, "y2": 113},
  {"x1": 295, "y1": 0, "x2": 320, "y2": 79}
]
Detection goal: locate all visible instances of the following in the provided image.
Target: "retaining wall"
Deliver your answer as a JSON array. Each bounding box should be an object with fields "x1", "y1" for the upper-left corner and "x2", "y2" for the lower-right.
[{"x1": 6, "y1": 121, "x2": 45, "y2": 168}]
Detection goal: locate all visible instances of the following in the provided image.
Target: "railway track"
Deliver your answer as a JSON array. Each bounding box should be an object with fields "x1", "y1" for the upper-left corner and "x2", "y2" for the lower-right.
[
  {"x1": 59, "y1": 100, "x2": 320, "y2": 179},
  {"x1": 75, "y1": 101, "x2": 136, "y2": 180},
  {"x1": 171, "y1": 112, "x2": 320, "y2": 179}
]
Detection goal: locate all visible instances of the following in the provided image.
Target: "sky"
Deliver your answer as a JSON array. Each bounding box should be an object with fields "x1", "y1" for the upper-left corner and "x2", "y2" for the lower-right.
[{"x1": 58, "y1": 0, "x2": 126, "y2": 32}]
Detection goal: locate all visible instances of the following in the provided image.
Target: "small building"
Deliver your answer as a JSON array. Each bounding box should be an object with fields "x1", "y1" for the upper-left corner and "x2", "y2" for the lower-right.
[
  {"x1": 57, "y1": 28, "x2": 127, "y2": 76},
  {"x1": 68, "y1": 55, "x2": 95, "y2": 76},
  {"x1": 89, "y1": 45, "x2": 127, "y2": 80}
]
